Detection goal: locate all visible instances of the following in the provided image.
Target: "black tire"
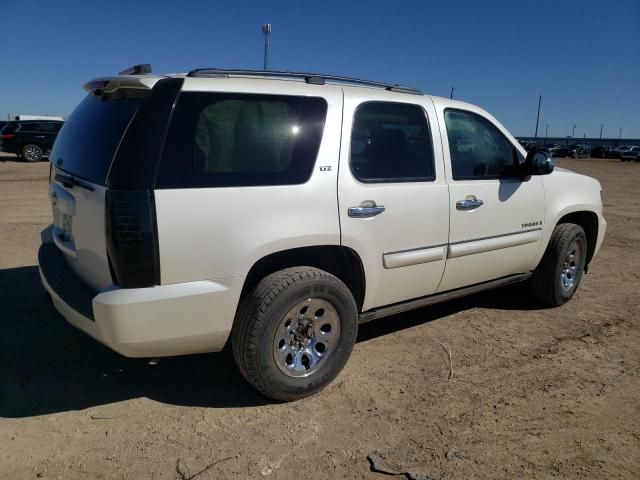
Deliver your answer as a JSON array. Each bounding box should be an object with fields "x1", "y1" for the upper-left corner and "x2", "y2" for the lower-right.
[
  {"x1": 530, "y1": 223, "x2": 587, "y2": 306},
  {"x1": 22, "y1": 144, "x2": 43, "y2": 162},
  {"x1": 232, "y1": 267, "x2": 358, "y2": 401}
]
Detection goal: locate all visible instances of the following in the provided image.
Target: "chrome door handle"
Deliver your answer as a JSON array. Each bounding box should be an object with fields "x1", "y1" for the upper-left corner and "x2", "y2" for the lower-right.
[
  {"x1": 456, "y1": 198, "x2": 484, "y2": 210},
  {"x1": 348, "y1": 205, "x2": 385, "y2": 218}
]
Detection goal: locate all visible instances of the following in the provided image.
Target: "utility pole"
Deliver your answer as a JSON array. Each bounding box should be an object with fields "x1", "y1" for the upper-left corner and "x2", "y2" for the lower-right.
[
  {"x1": 262, "y1": 23, "x2": 272, "y2": 71},
  {"x1": 619, "y1": 128, "x2": 623, "y2": 142},
  {"x1": 534, "y1": 95, "x2": 542, "y2": 139},
  {"x1": 572, "y1": 124, "x2": 576, "y2": 138},
  {"x1": 545, "y1": 124, "x2": 549, "y2": 144},
  {"x1": 450, "y1": 86, "x2": 454, "y2": 99},
  {"x1": 599, "y1": 123, "x2": 604, "y2": 140}
]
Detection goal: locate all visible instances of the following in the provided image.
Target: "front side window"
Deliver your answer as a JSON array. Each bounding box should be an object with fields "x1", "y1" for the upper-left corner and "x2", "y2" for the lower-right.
[
  {"x1": 156, "y1": 93, "x2": 327, "y2": 188},
  {"x1": 445, "y1": 109, "x2": 518, "y2": 180},
  {"x1": 350, "y1": 102, "x2": 435, "y2": 182}
]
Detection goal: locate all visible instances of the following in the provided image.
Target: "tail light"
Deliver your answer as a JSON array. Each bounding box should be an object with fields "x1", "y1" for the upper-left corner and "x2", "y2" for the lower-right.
[
  {"x1": 0, "y1": 134, "x2": 16, "y2": 139},
  {"x1": 105, "y1": 190, "x2": 160, "y2": 288}
]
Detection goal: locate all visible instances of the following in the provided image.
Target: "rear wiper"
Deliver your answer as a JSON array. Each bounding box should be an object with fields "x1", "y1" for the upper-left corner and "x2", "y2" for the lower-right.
[{"x1": 54, "y1": 173, "x2": 95, "y2": 192}]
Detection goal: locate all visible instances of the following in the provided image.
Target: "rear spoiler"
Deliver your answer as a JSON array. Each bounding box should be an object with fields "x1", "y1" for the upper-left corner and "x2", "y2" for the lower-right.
[{"x1": 83, "y1": 76, "x2": 162, "y2": 95}]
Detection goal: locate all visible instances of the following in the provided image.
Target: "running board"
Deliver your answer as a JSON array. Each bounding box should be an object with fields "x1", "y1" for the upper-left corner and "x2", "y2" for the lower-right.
[{"x1": 358, "y1": 272, "x2": 533, "y2": 324}]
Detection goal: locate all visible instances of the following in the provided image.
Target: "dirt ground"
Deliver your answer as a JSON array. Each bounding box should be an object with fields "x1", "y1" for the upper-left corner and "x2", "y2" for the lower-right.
[{"x1": 0, "y1": 153, "x2": 638, "y2": 480}]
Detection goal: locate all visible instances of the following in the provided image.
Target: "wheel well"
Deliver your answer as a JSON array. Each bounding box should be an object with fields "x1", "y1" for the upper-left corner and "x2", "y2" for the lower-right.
[
  {"x1": 556, "y1": 211, "x2": 599, "y2": 266},
  {"x1": 240, "y1": 246, "x2": 366, "y2": 312}
]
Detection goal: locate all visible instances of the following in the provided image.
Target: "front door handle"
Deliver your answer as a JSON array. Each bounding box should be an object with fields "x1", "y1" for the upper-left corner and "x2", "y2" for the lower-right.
[
  {"x1": 456, "y1": 198, "x2": 484, "y2": 210},
  {"x1": 348, "y1": 205, "x2": 385, "y2": 218}
]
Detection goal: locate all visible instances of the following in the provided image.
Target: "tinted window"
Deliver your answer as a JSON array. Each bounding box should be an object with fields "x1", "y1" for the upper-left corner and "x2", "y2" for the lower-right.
[
  {"x1": 18, "y1": 122, "x2": 37, "y2": 132},
  {"x1": 445, "y1": 109, "x2": 518, "y2": 180},
  {"x1": 156, "y1": 92, "x2": 327, "y2": 188},
  {"x1": 38, "y1": 122, "x2": 63, "y2": 132},
  {"x1": 350, "y1": 102, "x2": 434, "y2": 182},
  {"x1": 50, "y1": 93, "x2": 144, "y2": 184},
  {"x1": 1, "y1": 122, "x2": 18, "y2": 133}
]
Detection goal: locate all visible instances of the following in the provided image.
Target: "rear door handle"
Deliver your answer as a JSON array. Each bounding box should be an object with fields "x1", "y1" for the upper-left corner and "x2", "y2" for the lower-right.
[
  {"x1": 456, "y1": 198, "x2": 484, "y2": 210},
  {"x1": 348, "y1": 205, "x2": 385, "y2": 218}
]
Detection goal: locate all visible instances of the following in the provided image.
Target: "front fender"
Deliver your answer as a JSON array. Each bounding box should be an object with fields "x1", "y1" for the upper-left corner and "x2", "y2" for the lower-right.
[{"x1": 532, "y1": 169, "x2": 604, "y2": 268}]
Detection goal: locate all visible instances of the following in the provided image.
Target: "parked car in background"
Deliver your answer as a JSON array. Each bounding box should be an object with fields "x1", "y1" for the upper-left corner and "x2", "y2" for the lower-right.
[
  {"x1": 545, "y1": 143, "x2": 561, "y2": 153},
  {"x1": 620, "y1": 146, "x2": 640, "y2": 162},
  {"x1": 591, "y1": 145, "x2": 615, "y2": 158},
  {"x1": 611, "y1": 145, "x2": 632, "y2": 159},
  {"x1": 0, "y1": 120, "x2": 64, "y2": 161},
  {"x1": 554, "y1": 143, "x2": 591, "y2": 158},
  {"x1": 517, "y1": 140, "x2": 539, "y2": 152}
]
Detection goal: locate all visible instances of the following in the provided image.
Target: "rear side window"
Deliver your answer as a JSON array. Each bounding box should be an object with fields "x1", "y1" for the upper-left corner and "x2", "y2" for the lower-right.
[
  {"x1": 18, "y1": 123, "x2": 37, "y2": 132},
  {"x1": 445, "y1": 109, "x2": 519, "y2": 180},
  {"x1": 350, "y1": 102, "x2": 435, "y2": 182},
  {"x1": 50, "y1": 93, "x2": 144, "y2": 184},
  {"x1": 156, "y1": 92, "x2": 327, "y2": 189},
  {"x1": 38, "y1": 122, "x2": 63, "y2": 132}
]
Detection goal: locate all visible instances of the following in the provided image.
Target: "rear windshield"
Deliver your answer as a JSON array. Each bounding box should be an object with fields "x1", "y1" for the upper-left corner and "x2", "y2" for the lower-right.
[
  {"x1": 2, "y1": 122, "x2": 19, "y2": 133},
  {"x1": 50, "y1": 92, "x2": 145, "y2": 184},
  {"x1": 156, "y1": 92, "x2": 328, "y2": 188}
]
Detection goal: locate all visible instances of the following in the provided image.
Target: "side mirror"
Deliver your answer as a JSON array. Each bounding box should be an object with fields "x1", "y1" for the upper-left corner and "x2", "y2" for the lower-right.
[{"x1": 524, "y1": 150, "x2": 554, "y2": 176}]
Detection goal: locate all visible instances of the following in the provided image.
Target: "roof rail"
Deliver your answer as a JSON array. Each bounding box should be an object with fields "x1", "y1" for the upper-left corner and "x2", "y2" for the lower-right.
[{"x1": 186, "y1": 68, "x2": 423, "y2": 95}]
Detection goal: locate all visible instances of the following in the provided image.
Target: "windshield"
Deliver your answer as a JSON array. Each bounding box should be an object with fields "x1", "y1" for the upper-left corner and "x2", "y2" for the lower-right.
[{"x1": 50, "y1": 92, "x2": 146, "y2": 184}]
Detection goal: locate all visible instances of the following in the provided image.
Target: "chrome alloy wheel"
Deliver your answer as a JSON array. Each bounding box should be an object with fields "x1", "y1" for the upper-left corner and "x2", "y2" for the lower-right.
[
  {"x1": 273, "y1": 298, "x2": 340, "y2": 377},
  {"x1": 23, "y1": 145, "x2": 42, "y2": 162},
  {"x1": 560, "y1": 240, "x2": 582, "y2": 292}
]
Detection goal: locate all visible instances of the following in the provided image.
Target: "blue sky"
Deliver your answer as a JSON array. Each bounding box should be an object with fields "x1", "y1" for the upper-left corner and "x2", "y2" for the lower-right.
[{"x1": 1, "y1": 0, "x2": 638, "y2": 138}]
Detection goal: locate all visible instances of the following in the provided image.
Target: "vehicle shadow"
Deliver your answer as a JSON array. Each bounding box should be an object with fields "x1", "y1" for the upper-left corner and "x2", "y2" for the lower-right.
[{"x1": 0, "y1": 265, "x2": 545, "y2": 418}]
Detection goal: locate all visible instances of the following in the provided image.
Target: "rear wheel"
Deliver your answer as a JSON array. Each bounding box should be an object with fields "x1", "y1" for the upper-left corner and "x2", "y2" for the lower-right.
[
  {"x1": 530, "y1": 223, "x2": 587, "y2": 306},
  {"x1": 232, "y1": 267, "x2": 358, "y2": 401},
  {"x1": 22, "y1": 144, "x2": 43, "y2": 162}
]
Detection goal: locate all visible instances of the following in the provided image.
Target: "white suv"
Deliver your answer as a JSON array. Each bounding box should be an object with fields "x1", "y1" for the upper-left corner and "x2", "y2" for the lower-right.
[{"x1": 39, "y1": 65, "x2": 606, "y2": 401}]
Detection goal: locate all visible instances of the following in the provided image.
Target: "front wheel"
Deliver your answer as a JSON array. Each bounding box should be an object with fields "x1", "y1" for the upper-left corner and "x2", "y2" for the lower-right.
[
  {"x1": 530, "y1": 223, "x2": 587, "y2": 306},
  {"x1": 22, "y1": 144, "x2": 43, "y2": 162},
  {"x1": 232, "y1": 267, "x2": 358, "y2": 401}
]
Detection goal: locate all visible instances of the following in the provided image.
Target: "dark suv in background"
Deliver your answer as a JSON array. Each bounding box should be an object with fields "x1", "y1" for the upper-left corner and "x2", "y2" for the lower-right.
[
  {"x1": 554, "y1": 143, "x2": 591, "y2": 158},
  {"x1": 0, "y1": 120, "x2": 64, "y2": 161}
]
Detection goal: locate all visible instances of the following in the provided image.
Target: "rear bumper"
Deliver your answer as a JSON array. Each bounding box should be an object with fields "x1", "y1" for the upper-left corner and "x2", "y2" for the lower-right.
[{"x1": 38, "y1": 238, "x2": 244, "y2": 358}]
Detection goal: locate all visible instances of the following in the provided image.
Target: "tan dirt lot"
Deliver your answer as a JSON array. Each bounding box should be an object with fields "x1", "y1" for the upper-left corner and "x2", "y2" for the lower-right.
[{"x1": 0, "y1": 153, "x2": 638, "y2": 479}]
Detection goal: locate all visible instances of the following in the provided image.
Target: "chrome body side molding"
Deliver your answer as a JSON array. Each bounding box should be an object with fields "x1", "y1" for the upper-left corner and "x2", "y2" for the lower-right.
[
  {"x1": 448, "y1": 229, "x2": 542, "y2": 259},
  {"x1": 358, "y1": 272, "x2": 533, "y2": 323},
  {"x1": 383, "y1": 244, "x2": 446, "y2": 269}
]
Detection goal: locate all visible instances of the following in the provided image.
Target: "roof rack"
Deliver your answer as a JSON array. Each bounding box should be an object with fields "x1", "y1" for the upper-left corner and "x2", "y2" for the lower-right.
[{"x1": 186, "y1": 68, "x2": 423, "y2": 95}]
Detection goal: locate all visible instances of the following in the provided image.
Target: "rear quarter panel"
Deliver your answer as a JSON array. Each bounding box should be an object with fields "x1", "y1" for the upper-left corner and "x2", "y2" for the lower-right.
[{"x1": 154, "y1": 78, "x2": 343, "y2": 285}]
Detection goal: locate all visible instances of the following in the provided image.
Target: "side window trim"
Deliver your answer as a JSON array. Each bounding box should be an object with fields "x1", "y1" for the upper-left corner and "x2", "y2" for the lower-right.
[
  {"x1": 349, "y1": 100, "x2": 436, "y2": 184},
  {"x1": 444, "y1": 107, "x2": 521, "y2": 181}
]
